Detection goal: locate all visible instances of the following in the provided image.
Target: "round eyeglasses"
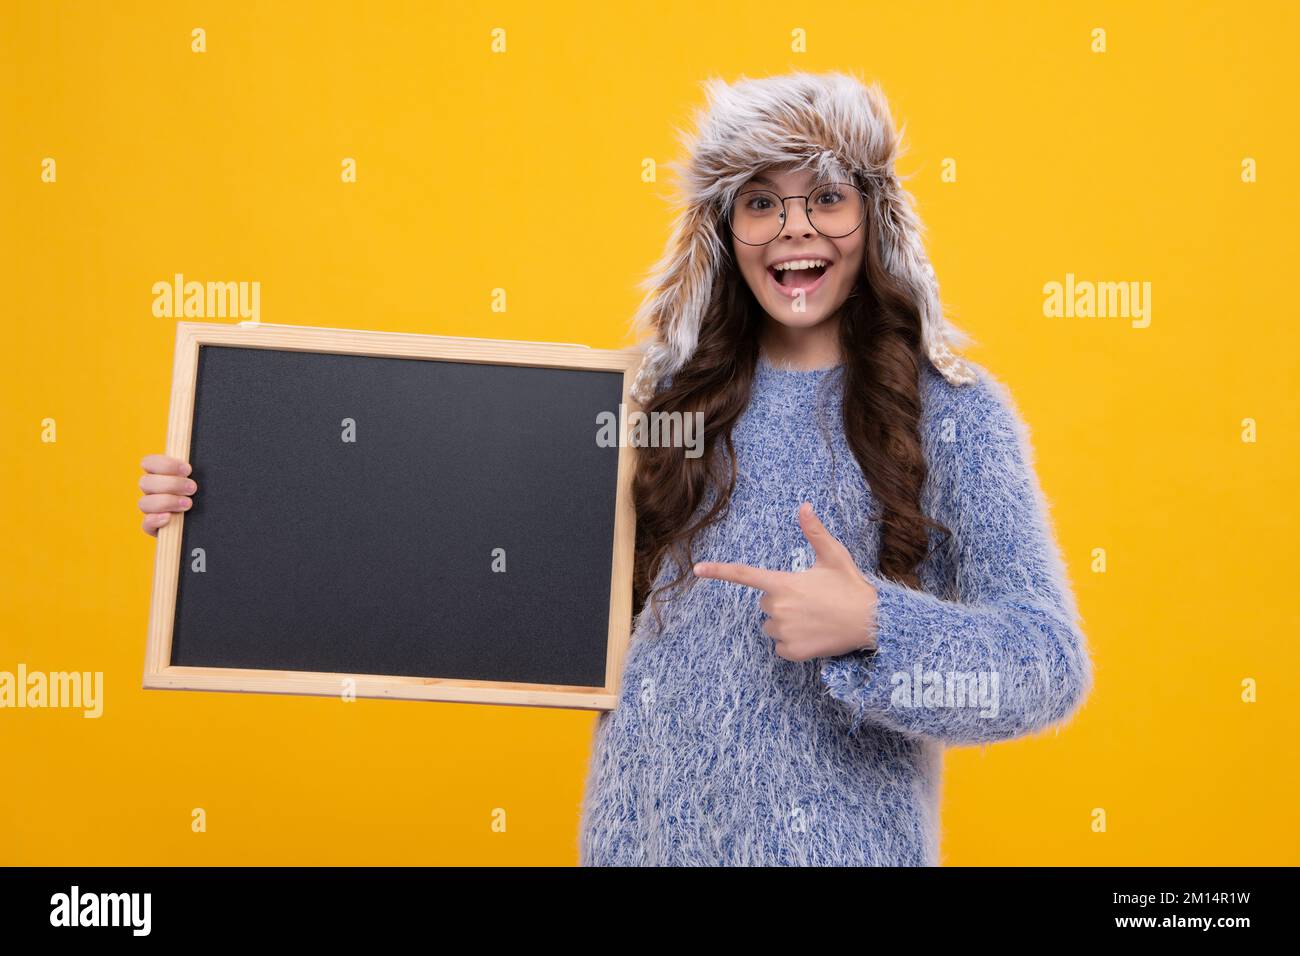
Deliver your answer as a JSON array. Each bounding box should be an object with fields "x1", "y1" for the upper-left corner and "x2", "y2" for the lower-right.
[{"x1": 726, "y1": 182, "x2": 867, "y2": 245}]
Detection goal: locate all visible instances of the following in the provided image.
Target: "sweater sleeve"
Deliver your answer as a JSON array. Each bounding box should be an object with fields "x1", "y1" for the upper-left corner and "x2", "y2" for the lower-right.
[{"x1": 817, "y1": 370, "x2": 1093, "y2": 746}]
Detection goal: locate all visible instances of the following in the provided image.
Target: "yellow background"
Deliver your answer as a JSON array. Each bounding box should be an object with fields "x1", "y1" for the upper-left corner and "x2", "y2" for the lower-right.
[{"x1": 2, "y1": 0, "x2": 1297, "y2": 865}]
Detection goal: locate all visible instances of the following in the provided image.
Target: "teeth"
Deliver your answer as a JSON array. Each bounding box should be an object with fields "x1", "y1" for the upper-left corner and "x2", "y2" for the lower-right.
[{"x1": 772, "y1": 259, "x2": 830, "y2": 271}]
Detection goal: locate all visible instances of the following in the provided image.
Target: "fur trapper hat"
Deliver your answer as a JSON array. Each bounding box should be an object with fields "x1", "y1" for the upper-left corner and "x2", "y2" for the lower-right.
[{"x1": 629, "y1": 70, "x2": 978, "y2": 402}]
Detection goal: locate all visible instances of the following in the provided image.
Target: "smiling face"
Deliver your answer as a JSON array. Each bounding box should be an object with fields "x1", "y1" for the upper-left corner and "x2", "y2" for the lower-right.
[{"x1": 729, "y1": 164, "x2": 867, "y2": 336}]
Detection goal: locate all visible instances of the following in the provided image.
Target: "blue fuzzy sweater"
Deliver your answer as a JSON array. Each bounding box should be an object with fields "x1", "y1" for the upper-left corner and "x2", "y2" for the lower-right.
[{"x1": 578, "y1": 354, "x2": 1093, "y2": 866}]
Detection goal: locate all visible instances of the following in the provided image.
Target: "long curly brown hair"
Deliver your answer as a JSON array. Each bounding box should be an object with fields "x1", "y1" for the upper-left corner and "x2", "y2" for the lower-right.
[{"x1": 631, "y1": 195, "x2": 953, "y2": 627}]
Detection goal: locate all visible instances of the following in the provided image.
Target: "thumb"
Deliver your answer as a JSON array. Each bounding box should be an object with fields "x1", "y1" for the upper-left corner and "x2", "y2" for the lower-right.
[{"x1": 798, "y1": 502, "x2": 857, "y2": 571}]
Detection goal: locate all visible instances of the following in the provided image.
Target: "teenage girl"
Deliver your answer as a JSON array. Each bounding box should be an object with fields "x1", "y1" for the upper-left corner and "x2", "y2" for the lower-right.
[{"x1": 137, "y1": 71, "x2": 1092, "y2": 866}]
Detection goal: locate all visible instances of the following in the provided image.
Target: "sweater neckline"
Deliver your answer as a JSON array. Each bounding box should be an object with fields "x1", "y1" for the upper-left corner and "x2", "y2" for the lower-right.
[
  {"x1": 752, "y1": 352, "x2": 844, "y2": 405},
  {"x1": 756, "y1": 353, "x2": 844, "y2": 375}
]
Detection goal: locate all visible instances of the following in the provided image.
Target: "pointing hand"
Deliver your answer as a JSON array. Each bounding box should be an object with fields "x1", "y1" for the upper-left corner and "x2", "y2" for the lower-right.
[{"x1": 693, "y1": 502, "x2": 879, "y2": 661}]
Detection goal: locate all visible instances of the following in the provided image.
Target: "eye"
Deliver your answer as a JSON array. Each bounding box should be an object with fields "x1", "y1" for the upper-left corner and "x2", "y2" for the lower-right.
[{"x1": 816, "y1": 188, "x2": 845, "y2": 205}]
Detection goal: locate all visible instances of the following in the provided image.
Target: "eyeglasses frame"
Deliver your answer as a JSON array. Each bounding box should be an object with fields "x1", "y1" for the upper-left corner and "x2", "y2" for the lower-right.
[{"x1": 725, "y1": 181, "x2": 870, "y2": 246}]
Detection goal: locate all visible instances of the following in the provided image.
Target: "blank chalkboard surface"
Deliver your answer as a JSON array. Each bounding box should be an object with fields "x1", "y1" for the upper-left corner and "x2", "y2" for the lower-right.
[{"x1": 145, "y1": 323, "x2": 640, "y2": 710}]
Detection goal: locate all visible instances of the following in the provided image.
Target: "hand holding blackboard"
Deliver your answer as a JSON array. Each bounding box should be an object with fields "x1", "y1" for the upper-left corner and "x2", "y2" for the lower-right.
[
  {"x1": 143, "y1": 322, "x2": 639, "y2": 712},
  {"x1": 138, "y1": 455, "x2": 196, "y2": 537}
]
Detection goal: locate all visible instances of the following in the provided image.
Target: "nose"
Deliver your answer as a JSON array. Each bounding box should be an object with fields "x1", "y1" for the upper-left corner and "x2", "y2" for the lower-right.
[{"x1": 779, "y1": 197, "x2": 816, "y2": 239}]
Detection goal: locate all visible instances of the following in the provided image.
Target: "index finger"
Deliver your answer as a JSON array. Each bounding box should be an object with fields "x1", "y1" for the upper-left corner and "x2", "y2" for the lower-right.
[
  {"x1": 141, "y1": 454, "x2": 192, "y2": 477},
  {"x1": 693, "y1": 561, "x2": 790, "y2": 592}
]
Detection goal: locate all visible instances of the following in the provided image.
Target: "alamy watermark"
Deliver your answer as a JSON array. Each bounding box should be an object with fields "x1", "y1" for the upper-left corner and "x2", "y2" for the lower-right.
[
  {"x1": 1043, "y1": 272, "x2": 1151, "y2": 328},
  {"x1": 596, "y1": 405, "x2": 704, "y2": 459},
  {"x1": 50, "y1": 886, "x2": 150, "y2": 935},
  {"x1": 152, "y1": 273, "x2": 260, "y2": 323},
  {"x1": 889, "y1": 665, "x2": 1000, "y2": 719},
  {"x1": 0, "y1": 664, "x2": 103, "y2": 718}
]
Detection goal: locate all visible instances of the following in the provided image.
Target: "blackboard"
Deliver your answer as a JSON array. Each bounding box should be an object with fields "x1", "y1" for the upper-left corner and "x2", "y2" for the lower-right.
[{"x1": 145, "y1": 323, "x2": 639, "y2": 710}]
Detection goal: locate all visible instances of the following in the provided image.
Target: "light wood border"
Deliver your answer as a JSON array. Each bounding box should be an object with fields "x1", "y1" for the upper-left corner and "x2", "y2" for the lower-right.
[{"x1": 144, "y1": 321, "x2": 642, "y2": 711}]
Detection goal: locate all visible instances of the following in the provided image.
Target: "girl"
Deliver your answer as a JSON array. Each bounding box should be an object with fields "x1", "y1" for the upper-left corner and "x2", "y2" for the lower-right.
[
  {"x1": 575, "y1": 71, "x2": 1092, "y2": 866},
  {"x1": 137, "y1": 71, "x2": 1092, "y2": 867}
]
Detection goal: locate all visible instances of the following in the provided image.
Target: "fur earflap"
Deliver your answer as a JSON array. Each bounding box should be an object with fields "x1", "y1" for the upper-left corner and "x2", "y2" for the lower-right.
[{"x1": 628, "y1": 70, "x2": 978, "y2": 403}]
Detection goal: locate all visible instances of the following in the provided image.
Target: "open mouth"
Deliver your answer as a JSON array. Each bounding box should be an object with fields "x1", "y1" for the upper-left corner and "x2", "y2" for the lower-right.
[{"x1": 768, "y1": 261, "x2": 832, "y2": 298}]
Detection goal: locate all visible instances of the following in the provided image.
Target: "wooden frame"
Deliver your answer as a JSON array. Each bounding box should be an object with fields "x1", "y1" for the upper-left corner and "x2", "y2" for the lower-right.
[{"x1": 144, "y1": 321, "x2": 641, "y2": 711}]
